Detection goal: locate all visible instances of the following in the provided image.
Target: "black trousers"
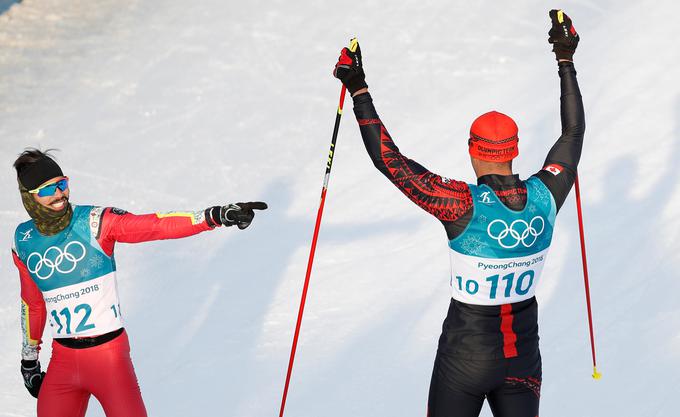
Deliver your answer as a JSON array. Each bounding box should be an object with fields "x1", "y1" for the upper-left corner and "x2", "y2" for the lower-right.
[{"x1": 427, "y1": 350, "x2": 541, "y2": 417}]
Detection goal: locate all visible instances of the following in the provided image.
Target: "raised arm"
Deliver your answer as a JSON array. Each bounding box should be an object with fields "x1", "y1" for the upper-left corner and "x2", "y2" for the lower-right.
[
  {"x1": 534, "y1": 10, "x2": 585, "y2": 211},
  {"x1": 333, "y1": 42, "x2": 473, "y2": 224},
  {"x1": 352, "y1": 93, "x2": 472, "y2": 222}
]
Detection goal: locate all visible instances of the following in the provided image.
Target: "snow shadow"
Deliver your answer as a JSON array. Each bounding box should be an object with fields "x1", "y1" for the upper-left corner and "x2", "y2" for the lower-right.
[
  {"x1": 103, "y1": 178, "x2": 418, "y2": 417},
  {"x1": 537, "y1": 96, "x2": 680, "y2": 417}
]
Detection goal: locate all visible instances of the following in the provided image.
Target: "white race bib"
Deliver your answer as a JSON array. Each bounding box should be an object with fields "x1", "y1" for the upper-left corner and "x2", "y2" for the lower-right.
[
  {"x1": 43, "y1": 272, "x2": 123, "y2": 338},
  {"x1": 449, "y1": 248, "x2": 550, "y2": 306}
]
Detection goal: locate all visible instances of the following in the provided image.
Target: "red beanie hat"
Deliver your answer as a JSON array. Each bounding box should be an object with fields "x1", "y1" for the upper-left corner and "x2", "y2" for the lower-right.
[{"x1": 468, "y1": 111, "x2": 519, "y2": 162}]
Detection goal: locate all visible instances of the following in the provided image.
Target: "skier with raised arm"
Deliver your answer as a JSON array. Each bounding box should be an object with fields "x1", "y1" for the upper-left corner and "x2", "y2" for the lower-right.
[
  {"x1": 333, "y1": 10, "x2": 584, "y2": 417},
  {"x1": 12, "y1": 149, "x2": 267, "y2": 417}
]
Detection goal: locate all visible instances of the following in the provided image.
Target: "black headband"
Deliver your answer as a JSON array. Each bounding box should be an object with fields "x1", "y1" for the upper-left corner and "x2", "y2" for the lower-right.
[{"x1": 18, "y1": 157, "x2": 64, "y2": 190}]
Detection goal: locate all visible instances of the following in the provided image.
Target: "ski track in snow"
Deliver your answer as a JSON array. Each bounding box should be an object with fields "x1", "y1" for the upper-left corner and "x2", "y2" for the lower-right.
[{"x1": 1, "y1": 0, "x2": 678, "y2": 416}]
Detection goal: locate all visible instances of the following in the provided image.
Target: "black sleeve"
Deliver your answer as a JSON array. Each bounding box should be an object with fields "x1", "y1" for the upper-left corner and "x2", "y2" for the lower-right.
[
  {"x1": 352, "y1": 92, "x2": 473, "y2": 231},
  {"x1": 532, "y1": 61, "x2": 585, "y2": 212}
]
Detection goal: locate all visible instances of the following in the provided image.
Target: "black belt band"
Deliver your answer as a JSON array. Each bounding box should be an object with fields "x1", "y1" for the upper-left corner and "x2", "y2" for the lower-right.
[{"x1": 55, "y1": 328, "x2": 124, "y2": 349}]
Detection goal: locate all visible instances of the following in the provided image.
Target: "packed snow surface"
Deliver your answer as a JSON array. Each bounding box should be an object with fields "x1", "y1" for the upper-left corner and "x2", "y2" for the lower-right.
[{"x1": 1, "y1": 0, "x2": 678, "y2": 416}]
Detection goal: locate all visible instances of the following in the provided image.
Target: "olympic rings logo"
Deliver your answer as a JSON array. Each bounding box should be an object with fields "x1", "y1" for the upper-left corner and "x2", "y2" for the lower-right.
[
  {"x1": 26, "y1": 241, "x2": 87, "y2": 280},
  {"x1": 487, "y1": 216, "x2": 545, "y2": 249}
]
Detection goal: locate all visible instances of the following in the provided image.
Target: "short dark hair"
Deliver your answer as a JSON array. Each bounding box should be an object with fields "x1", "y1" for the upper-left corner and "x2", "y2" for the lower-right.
[{"x1": 13, "y1": 148, "x2": 59, "y2": 176}]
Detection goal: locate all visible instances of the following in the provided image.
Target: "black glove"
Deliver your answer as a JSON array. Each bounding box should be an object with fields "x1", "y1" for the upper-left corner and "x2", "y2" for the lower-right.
[
  {"x1": 206, "y1": 202, "x2": 268, "y2": 230},
  {"x1": 21, "y1": 360, "x2": 45, "y2": 398},
  {"x1": 333, "y1": 40, "x2": 367, "y2": 95},
  {"x1": 548, "y1": 9, "x2": 579, "y2": 61}
]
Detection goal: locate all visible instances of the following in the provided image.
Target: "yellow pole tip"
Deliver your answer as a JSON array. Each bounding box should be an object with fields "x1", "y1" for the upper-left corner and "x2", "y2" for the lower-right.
[
  {"x1": 349, "y1": 38, "x2": 359, "y2": 52},
  {"x1": 592, "y1": 367, "x2": 603, "y2": 380}
]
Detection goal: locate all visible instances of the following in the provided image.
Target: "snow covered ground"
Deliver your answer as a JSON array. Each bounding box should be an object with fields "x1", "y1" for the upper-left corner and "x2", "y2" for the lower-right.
[{"x1": 1, "y1": 0, "x2": 678, "y2": 416}]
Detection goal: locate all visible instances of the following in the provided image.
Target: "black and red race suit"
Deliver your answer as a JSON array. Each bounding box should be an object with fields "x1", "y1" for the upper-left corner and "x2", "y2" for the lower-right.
[{"x1": 352, "y1": 62, "x2": 584, "y2": 416}]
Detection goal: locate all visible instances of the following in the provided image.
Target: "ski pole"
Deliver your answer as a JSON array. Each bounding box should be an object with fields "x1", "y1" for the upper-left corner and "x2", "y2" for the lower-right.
[
  {"x1": 278, "y1": 38, "x2": 359, "y2": 417},
  {"x1": 574, "y1": 174, "x2": 601, "y2": 380}
]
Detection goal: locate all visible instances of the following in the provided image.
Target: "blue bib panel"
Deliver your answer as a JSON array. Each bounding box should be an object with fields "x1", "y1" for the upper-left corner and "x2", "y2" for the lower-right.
[
  {"x1": 14, "y1": 205, "x2": 115, "y2": 291},
  {"x1": 14, "y1": 205, "x2": 124, "y2": 337},
  {"x1": 447, "y1": 177, "x2": 557, "y2": 305}
]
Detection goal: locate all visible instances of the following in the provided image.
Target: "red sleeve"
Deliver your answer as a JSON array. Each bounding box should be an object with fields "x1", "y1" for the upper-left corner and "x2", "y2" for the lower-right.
[
  {"x1": 95, "y1": 208, "x2": 215, "y2": 256},
  {"x1": 13, "y1": 249, "x2": 46, "y2": 360}
]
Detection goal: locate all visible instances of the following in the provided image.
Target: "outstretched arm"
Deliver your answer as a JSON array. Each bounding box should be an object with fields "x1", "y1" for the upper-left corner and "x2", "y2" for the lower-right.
[
  {"x1": 97, "y1": 208, "x2": 213, "y2": 252},
  {"x1": 534, "y1": 10, "x2": 585, "y2": 211},
  {"x1": 96, "y1": 203, "x2": 267, "y2": 255}
]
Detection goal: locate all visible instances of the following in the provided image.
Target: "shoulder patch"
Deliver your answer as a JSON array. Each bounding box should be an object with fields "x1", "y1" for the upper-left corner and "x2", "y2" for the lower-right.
[
  {"x1": 111, "y1": 207, "x2": 128, "y2": 215},
  {"x1": 17, "y1": 228, "x2": 33, "y2": 243},
  {"x1": 14, "y1": 221, "x2": 35, "y2": 256},
  {"x1": 478, "y1": 190, "x2": 495, "y2": 205},
  {"x1": 542, "y1": 163, "x2": 563, "y2": 176},
  {"x1": 89, "y1": 207, "x2": 106, "y2": 238}
]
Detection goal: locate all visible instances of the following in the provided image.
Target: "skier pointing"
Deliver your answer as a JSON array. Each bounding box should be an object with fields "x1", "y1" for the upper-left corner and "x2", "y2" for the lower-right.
[
  {"x1": 333, "y1": 10, "x2": 583, "y2": 417},
  {"x1": 12, "y1": 149, "x2": 267, "y2": 417}
]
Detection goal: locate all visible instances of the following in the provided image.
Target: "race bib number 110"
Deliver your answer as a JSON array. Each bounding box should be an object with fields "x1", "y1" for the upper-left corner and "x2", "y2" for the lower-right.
[{"x1": 450, "y1": 249, "x2": 548, "y2": 305}]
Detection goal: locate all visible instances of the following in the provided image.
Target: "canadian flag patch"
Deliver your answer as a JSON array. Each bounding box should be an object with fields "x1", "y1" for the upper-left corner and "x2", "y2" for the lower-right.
[{"x1": 543, "y1": 163, "x2": 563, "y2": 176}]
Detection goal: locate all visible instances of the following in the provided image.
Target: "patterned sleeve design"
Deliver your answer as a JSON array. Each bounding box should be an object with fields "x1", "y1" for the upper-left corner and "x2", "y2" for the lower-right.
[{"x1": 354, "y1": 98, "x2": 473, "y2": 223}]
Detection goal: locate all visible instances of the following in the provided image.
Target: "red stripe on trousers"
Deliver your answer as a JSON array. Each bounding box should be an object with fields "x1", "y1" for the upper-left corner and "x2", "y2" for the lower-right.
[{"x1": 500, "y1": 304, "x2": 518, "y2": 358}]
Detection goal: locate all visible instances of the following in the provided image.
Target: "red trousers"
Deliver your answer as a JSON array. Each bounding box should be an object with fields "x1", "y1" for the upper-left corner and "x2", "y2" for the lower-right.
[{"x1": 37, "y1": 330, "x2": 147, "y2": 417}]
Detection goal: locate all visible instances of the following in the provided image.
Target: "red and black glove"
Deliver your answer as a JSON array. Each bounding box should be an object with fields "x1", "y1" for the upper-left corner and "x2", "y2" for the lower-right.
[
  {"x1": 548, "y1": 9, "x2": 579, "y2": 61},
  {"x1": 333, "y1": 41, "x2": 367, "y2": 95}
]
